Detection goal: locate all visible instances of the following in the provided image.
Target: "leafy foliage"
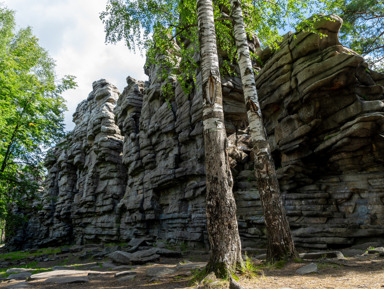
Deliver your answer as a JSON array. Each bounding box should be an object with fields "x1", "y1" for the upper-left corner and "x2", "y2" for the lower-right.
[
  {"x1": 0, "y1": 7, "x2": 77, "y2": 219},
  {"x1": 339, "y1": 0, "x2": 383, "y2": 70}
]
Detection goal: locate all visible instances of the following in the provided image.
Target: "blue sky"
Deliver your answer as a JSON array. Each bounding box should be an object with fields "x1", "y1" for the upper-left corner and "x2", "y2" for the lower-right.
[{"x1": 2, "y1": 0, "x2": 147, "y2": 130}]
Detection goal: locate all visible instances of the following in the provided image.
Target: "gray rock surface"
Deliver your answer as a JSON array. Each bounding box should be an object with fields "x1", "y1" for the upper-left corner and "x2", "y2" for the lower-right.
[
  {"x1": 145, "y1": 266, "x2": 177, "y2": 277},
  {"x1": 296, "y1": 263, "x2": 318, "y2": 275},
  {"x1": 299, "y1": 251, "x2": 344, "y2": 260},
  {"x1": 29, "y1": 270, "x2": 90, "y2": 280},
  {"x1": 6, "y1": 272, "x2": 32, "y2": 281},
  {"x1": 6, "y1": 269, "x2": 31, "y2": 274},
  {"x1": 108, "y1": 251, "x2": 132, "y2": 264},
  {"x1": 340, "y1": 248, "x2": 365, "y2": 257},
  {"x1": 114, "y1": 271, "x2": 137, "y2": 278}
]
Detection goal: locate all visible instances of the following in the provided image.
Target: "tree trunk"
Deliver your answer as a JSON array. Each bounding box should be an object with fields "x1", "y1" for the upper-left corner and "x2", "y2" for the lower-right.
[
  {"x1": 197, "y1": 0, "x2": 243, "y2": 277},
  {"x1": 1, "y1": 123, "x2": 20, "y2": 173},
  {"x1": 230, "y1": 0, "x2": 297, "y2": 262}
]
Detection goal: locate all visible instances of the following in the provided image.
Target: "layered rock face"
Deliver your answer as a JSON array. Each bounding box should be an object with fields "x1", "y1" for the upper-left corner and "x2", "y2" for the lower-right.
[
  {"x1": 252, "y1": 15, "x2": 384, "y2": 248},
  {"x1": 8, "y1": 15, "x2": 384, "y2": 250}
]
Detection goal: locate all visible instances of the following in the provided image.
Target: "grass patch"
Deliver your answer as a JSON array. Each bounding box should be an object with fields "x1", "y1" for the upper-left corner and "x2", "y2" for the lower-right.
[
  {"x1": 318, "y1": 262, "x2": 341, "y2": 270},
  {"x1": 238, "y1": 255, "x2": 263, "y2": 279},
  {"x1": 0, "y1": 263, "x2": 53, "y2": 278},
  {"x1": 0, "y1": 247, "x2": 61, "y2": 261},
  {"x1": 104, "y1": 242, "x2": 128, "y2": 248},
  {"x1": 293, "y1": 257, "x2": 304, "y2": 263},
  {"x1": 259, "y1": 259, "x2": 288, "y2": 270},
  {"x1": 190, "y1": 267, "x2": 207, "y2": 285}
]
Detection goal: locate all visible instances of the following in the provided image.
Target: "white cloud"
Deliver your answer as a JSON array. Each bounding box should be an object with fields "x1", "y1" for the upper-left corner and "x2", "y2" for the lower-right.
[{"x1": 3, "y1": 0, "x2": 147, "y2": 130}]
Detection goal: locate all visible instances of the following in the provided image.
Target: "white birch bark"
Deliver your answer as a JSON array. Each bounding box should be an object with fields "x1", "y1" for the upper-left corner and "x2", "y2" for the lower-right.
[
  {"x1": 230, "y1": 0, "x2": 297, "y2": 262},
  {"x1": 197, "y1": 0, "x2": 242, "y2": 276}
]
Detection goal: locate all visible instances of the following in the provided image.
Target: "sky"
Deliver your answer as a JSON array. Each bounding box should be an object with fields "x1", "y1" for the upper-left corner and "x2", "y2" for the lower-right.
[{"x1": 2, "y1": 0, "x2": 147, "y2": 131}]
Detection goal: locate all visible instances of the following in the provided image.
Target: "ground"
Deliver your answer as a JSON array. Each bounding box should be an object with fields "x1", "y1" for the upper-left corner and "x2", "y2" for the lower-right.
[{"x1": 1, "y1": 245, "x2": 384, "y2": 289}]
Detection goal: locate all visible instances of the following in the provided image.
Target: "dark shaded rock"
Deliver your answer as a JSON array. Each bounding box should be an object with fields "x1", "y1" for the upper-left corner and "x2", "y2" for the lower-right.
[
  {"x1": 340, "y1": 248, "x2": 365, "y2": 257},
  {"x1": 108, "y1": 251, "x2": 132, "y2": 264},
  {"x1": 299, "y1": 251, "x2": 344, "y2": 260},
  {"x1": 145, "y1": 267, "x2": 177, "y2": 277},
  {"x1": 6, "y1": 272, "x2": 32, "y2": 281}
]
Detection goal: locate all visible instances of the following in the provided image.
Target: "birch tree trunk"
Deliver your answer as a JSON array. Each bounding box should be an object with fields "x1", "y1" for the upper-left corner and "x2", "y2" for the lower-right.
[
  {"x1": 197, "y1": 0, "x2": 243, "y2": 277},
  {"x1": 230, "y1": 0, "x2": 297, "y2": 262}
]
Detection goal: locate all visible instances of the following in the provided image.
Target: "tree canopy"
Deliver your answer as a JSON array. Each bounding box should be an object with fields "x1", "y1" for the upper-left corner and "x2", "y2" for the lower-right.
[
  {"x1": 337, "y1": 0, "x2": 383, "y2": 71},
  {"x1": 101, "y1": 0, "x2": 384, "y2": 73},
  {"x1": 0, "y1": 7, "x2": 76, "y2": 219}
]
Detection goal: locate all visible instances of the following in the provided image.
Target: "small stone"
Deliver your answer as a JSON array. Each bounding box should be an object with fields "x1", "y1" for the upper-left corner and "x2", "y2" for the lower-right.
[
  {"x1": 6, "y1": 272, "x2": 32, "y2": 281},
  {"x1": 340, "y1": 248, "x2": 365, "y2": 257},
  {"x1": 145, "y1": 267, "x2": 177, "y2": 277},
  {"x1": 296, "y1": 263, "x2": 318, "y2": 275},
  {"x1": 115, "y1": 271, "x2": 137, "y2": 278},
  {"x1": 6, "y1": 268, "x2": 31, "y2": 274},
  {"x1": 109, "y1": 251, "x2": 132, "y2": 264}
]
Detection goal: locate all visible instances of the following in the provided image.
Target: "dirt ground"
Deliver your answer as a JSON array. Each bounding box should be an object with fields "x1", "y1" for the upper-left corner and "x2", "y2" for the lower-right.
[{"x1": 2, "y1": 250, "x2": 384, "y2": 289}]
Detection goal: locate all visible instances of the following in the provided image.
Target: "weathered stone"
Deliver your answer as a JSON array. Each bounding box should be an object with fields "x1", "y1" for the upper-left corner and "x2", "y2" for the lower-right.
[
  {"x1": 29, "y1": 270, "x2": 89, "y2": 280},
  {"x1": 109, "y1": 251, "x2": 132, "y2": 264},
  {"x1": 114, "y1": 271, "x2": 137, "y2": 278},
  {"x1": 6, "y1": 272, "x2": 32, "y2": 281},
  {"x1": 296, "y1": 263, "x2": 318, "y2": 275},
  {"x1": 145, "y1": 267, "x2": 177, "y2": 277},
  {"x1": 6, "y1": 269, "x2": 31, "y2": 274},
  {"x1": 340, "y1": 248, "x2": 365, "y2": 257},
  {"x1": 299, "y1": 251, "x2": 344, "y2": 260}
]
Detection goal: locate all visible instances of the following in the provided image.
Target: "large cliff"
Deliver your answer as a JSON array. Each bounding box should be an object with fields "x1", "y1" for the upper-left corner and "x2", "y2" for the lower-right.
[{"x1": 8, "y1": 16, "x2": 384, "y2": 250}]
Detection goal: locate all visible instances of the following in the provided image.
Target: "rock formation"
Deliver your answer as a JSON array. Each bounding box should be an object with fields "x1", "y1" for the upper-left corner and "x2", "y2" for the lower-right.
[
  {"x1": 7, "y1": 15, "x2": 384, "y2": 250},
  {"x1": 252, "y1": 15, "x2": 384, "y2": 248}
]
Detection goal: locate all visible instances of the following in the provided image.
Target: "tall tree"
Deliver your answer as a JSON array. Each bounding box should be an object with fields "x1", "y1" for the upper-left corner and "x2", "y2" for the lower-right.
[
  {"x1": 197, "y1": 0, "x2": 243, "y2": 277},
  {"x1": 230, "y1": 0, "x2": 297, "y2": 262},
  {"x1": 0, "y1": 7, "x2": 76, "y2": 218},
  {"x1": 102, "y1": 0, "x2": 243, "y2": 277}
]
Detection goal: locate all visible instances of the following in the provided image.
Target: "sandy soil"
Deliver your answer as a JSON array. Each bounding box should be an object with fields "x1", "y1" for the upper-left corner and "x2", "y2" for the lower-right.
[{"x1": 2, "y1": 250, "x2": 384, "y2": 289}]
